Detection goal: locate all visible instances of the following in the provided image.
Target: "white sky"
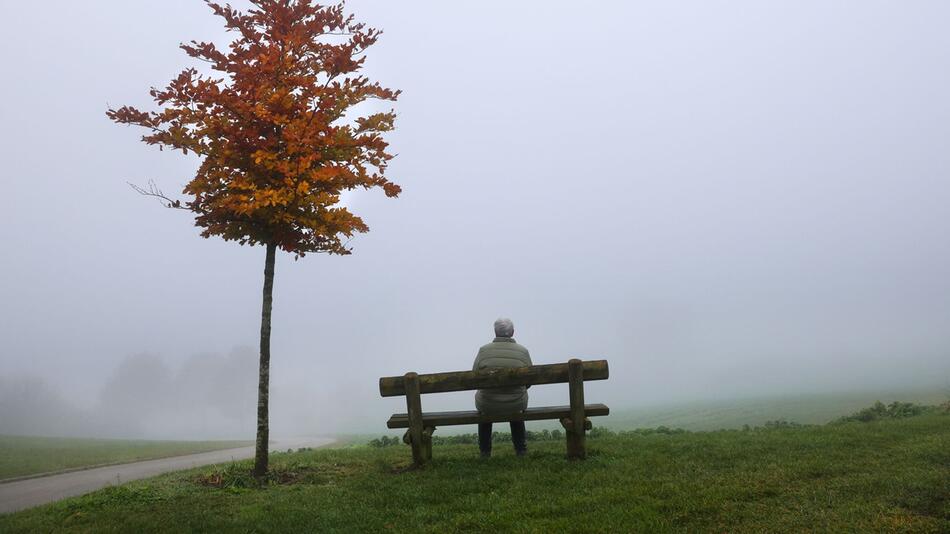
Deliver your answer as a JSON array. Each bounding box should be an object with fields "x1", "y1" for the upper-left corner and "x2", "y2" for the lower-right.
[{"x1": 1, "y1": 1, "x2": 948, "y2": 438}]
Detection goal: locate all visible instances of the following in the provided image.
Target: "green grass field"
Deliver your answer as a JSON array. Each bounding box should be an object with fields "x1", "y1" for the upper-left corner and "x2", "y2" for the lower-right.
[
  {"x1": 1, "y1": 411, "x2": 946, "y2": 532},
  {"x1": 355, "y1": 388, "x2": 947, "y2": 441},
  {"x1": 0, "y1": 436, "x2": 251, "y2": 480},
  {"x1": 605, "y1": 388, "x2": 949, "y2": 431}
]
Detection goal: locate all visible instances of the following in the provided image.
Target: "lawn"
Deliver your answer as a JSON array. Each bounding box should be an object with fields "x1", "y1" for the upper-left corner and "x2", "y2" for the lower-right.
[
  {"x1": 606, "y1": 388, "x2": 949, "y2": 431},
  {"x1": 0, "y1": 436, "x2": 251, "y2": 480},
  {"x1": 1, "y1": 411, "x2": 946, "y2": 532}
]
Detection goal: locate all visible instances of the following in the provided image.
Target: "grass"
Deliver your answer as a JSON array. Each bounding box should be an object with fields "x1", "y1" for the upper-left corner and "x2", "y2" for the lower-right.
[
  {"x1": 1, "y1": 411, "x2": 947, "y2": 532},
  {"x1": 354, "y1": 388, "x2": 946, "y2": 440},
  {"x1": 0, "y1": 436, "x2": 251, "y2": 480},
  {"x1": 605, "y1": 388, "x2": 949, "y2": 431}
]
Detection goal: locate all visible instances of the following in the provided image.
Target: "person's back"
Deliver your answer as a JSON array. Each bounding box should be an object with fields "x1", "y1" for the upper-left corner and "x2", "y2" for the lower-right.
[
  {"x1": 473, "y1": 336, "x2": 532, "y2": 414},
  {"x1": 472, "y1": 318, "x2": 532, "y2": 457}
]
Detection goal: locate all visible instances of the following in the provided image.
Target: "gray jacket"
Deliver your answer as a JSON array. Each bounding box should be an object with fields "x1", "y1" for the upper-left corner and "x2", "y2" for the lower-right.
[{"x1": 473, "y1": 337, "x2": 533, "y2": 415}]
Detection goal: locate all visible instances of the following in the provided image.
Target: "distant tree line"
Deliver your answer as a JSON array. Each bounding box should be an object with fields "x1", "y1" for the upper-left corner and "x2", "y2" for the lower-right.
[
  {"x1": 368, "y1": 426, "x2": 689, "y2": 448},
  {"x1": 0, "y1": 348, "x2": 258, "y2": 439},
  {"x1": 367, "y1": 401, "x2": 947, "y2": 448},
  {"x1": 833, "y1": 401, "x2": 933, "y2": 423}
]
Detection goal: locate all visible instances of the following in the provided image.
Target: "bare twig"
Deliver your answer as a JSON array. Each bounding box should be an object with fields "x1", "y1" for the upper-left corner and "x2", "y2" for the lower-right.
[{"x1": 128, "y1": 180, "x2": 188, "y2": 210}]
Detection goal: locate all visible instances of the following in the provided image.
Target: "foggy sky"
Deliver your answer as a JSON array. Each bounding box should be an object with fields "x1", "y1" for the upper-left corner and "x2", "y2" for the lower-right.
[{"x1": 1, "y1": 1, "x2": 949, "y2": 439}]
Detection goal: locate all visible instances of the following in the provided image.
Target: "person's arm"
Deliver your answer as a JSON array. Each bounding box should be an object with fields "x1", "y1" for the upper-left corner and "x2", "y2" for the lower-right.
[{"x1": 524, "y1": 349, "x2": 533, "y2": 388}]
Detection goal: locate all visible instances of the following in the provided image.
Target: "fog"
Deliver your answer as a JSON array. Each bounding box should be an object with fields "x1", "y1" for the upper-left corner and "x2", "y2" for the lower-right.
[{"x1": 1, "y1": 1, "x2": 949, "y2": 439}]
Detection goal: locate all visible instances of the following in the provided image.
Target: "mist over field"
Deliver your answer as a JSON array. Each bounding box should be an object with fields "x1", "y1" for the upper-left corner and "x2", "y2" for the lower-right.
[{"x1": 2, "y1": 1, "x2": 949, "y2": 440}]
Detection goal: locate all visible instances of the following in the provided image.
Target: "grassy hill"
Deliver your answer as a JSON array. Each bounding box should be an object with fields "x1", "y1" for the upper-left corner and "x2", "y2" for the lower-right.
[
  {"x1": 605, "y1": 388, "x2": 949, "y2": 431},
  {"x1": 0, "y1": 436, "x2": 251, "y2": 480},
  {"x1": 1, "y1": 409, "x2": 946, "y2": 532},
  {"x1": 354, "y1": 388, "x2": 947, "y2": 440}
]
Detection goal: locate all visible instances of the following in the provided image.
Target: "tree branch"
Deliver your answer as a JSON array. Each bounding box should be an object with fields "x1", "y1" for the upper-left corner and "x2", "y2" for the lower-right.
[{"x1": 128, "y1": 180, "x2": 188, "y2": 210}]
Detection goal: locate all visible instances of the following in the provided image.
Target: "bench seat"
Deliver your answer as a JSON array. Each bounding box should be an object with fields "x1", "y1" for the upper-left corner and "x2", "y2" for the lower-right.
[
  {"x1": 387, "y1": 403, "x2": 610, "y2": 429},
  {"x1": 380, "y1": 359, "x2": 609, "y2": 463}
]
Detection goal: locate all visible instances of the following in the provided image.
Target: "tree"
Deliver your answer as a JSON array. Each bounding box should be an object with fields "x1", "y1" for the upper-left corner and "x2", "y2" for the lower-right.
[{"x1": 108, "y1": 0, "x2": 401, "y2": 477}]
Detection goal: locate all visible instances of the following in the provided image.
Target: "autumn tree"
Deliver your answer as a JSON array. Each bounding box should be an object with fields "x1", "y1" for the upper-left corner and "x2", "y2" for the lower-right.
[{"x1": 108, "y1": 0, "x2": 401, "y2": 477}]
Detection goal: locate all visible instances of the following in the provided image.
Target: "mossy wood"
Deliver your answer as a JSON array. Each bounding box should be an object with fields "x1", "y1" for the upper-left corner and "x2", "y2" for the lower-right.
[
  {"x1": 387, "y1": 404, "x2": 610, "y2": 428},
  {"x1": 403, "y1": 372, "x2": 425, "y2": 465},
  {"x1": 379, "y1": 359, "x2": 610, "y2": 465},
  {"x1": 566, "y1": 359, "x2": 587, "y2": 460},
  {"x1": 379, "y1": 360, "x2": 609, "y2": 397}
]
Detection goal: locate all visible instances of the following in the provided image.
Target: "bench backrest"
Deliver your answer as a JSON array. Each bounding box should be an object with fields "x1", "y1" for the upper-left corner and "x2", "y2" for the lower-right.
[{"x1": 379, "y1": 359, "x2": 608, "y2": 397}]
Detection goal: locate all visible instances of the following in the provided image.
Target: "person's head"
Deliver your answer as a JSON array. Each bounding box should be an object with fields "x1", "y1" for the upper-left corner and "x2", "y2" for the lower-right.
[{"x1": 494, "y1": 318, "x2": 514, "y2": 338}]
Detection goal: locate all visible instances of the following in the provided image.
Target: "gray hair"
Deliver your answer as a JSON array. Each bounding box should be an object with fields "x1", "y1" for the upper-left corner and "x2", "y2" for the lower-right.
[{"x1": 494, "y1": 318, "x2": 514, "y2": 338}]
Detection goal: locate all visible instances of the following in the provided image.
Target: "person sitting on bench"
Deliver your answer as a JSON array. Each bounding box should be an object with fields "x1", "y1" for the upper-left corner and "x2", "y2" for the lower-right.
[{"x1": 473, "y1": 318, "x2": 533, "y2": 457}]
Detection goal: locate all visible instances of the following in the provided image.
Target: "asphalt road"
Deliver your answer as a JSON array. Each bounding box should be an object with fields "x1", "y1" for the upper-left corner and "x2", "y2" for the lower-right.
[{"x1": 0, "y1": 437, "x2": 335, "y2": 514}]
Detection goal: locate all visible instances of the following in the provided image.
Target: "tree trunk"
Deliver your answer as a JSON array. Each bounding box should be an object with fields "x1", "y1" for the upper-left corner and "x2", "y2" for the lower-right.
[{"x1": 253, "y1": 242, "x2": 277, "y2": 478}]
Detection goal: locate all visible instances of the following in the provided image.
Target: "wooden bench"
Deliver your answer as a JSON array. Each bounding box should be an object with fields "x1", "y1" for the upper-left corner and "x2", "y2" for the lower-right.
[{"x1": 378, "y1": 358, "x2": 609, "y2": 465}]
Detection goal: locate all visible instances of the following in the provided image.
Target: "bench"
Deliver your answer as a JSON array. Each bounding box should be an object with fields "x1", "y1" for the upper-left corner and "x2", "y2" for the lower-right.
[{"x1": 378, "y1": 358, "x2": 610, "y2": 465}]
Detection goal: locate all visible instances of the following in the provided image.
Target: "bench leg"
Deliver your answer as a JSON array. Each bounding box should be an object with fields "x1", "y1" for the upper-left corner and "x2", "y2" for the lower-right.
[
  {"x1": 567, "y1": 428, "x2": 584, "y2": 460},
  {"x1": 422, "y1": 426, "x2": 435, "y2": 461},
  {"x1": 565, "y1": 359, "x2": 587, "y2": 460},
  {"x1": 408, "y1": 435, "x2": 425, "y2": 465},
  {"x1": 403, "y1": 426, "x2": 435, "y2": 462},
  {"x1": 560, "y1": 417, "x2": 590, "y2": 460},
  {"x1": 404, "y1": 372, "x2": 426, "y2": 466}
]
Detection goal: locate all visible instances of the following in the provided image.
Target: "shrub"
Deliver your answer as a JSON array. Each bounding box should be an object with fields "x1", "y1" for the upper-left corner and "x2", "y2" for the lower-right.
[
  {"x1": 588, "y1": 426, "x2": 617, "y2": 439},
  {"x1": 368, "y1": 427, "x2": 583, "y2": 447},
  {"x1": 369, "y1": 436, "x2": 402, "y2": 448},
  {"x1": 835, "y1": 401, "x2": 931, "y2": 424},
  {"x1": 367, "y1": 424, "x2": 700, "y2": 448},
  {"x1": 762, "y1": 419, "x2": 805, "y2": 429}
]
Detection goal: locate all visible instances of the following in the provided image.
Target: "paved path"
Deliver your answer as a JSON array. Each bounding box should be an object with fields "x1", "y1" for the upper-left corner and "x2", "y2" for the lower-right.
[{"x1": 0, "y1": 437, "x2": 335, "y2": 514}]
